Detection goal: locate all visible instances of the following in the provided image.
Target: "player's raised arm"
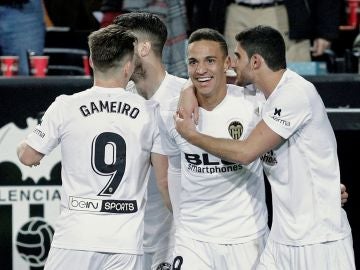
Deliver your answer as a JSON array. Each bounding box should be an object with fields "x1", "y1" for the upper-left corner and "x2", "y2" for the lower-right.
[
  {"x1": 177, "y1": 79, "x2": 199, "y2": 125},
  {"x1": 17, "y1": 139, "x2": 44, "y2": 167}
]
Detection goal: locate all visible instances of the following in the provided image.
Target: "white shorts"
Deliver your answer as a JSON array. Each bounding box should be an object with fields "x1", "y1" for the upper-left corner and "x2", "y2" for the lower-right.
[
  {"x1": 257, "y1": 234, "x2": 356, "y2": 270},
  {"x1": 44, "y1": 247, "x2": 143, "y2": 270},
  {"x1": 173, "y1": 232, "x2": 268, "y2": 270},
  {"x1": 143, "y1": 245, "x2": 174, "y2": 270}
]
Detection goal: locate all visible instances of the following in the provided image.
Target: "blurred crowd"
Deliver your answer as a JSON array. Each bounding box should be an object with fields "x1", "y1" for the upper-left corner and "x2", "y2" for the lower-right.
[{"x1": 0, "y1": 0, "x2": 359, "y2": 76}]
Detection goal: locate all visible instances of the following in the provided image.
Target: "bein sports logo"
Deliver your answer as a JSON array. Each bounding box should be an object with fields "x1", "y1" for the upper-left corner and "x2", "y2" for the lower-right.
[{"x1": 16, "y1": 217, "x2": 54, "y2": 267}]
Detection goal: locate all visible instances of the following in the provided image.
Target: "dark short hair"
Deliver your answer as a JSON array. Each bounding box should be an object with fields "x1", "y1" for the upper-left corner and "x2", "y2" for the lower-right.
[
  {"x1": 235, "y1": 25, "x2": 286, "y2": 71},
  {"x1": 188, "y1": 28, "x2": 228, "y2": 57},
  {"x1": 113, "y1": 12, "x2": 167, "y2": 57},
  {"x1": 88, "y1": 24, "x2": 136, "y2": 72}
]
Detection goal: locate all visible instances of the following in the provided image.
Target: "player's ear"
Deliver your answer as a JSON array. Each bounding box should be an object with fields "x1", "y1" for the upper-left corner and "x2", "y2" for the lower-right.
[
  {"x1": 89, "y1": 56, "x2": 94, "y2": 69},
  {"x1": 123, "y1": 58, "x2": 134, "y2": 79},
  {"x1": 224, "y1": 55, "x2": 231, "y2": 73},
  {"x1": 251, "y1": 54, "x2": 262, "y2": 70},
  {"x1": 138, "y1": 41, "x2": 151, "y2": 57}
]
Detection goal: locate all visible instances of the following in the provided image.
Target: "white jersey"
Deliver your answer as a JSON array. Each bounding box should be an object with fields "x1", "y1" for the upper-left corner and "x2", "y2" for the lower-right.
[
  {"x1": 261, "y1": 69, "x2": 352, "y2": 245},
  {"x1": 142, "y1": 72, "x2": 186, "y2": 252},
  {"x1": 160, "y1": 84, "x2": 268, "y2": 244},
  {"x1": 25, "y1": 86, "x2": 162, "y2": 254}
]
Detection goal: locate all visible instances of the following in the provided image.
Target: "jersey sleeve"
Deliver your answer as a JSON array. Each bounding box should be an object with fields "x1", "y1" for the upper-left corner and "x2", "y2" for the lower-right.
[
  {"x1": 262, "y1": 84, "x2": 312, "y2": 139},
  {"x1": 150, "y1": 124, "x2": 165, "y2": 155},
  {"x1": 148, "y1": 102, "x2": 165, "y2": 155},
  {"x1": 25, "y1": 96, "x2": 64, "y2": 155},
  {"x1": 157, "y1": 101, "x2": 181, "y2": 158}
]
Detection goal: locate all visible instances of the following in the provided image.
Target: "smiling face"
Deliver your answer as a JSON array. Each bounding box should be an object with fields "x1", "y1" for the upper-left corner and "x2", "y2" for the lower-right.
[
  {"x1": 187, "y1": 40, "x2": 230, "y2": 103},
  {"x1": 233, "y1": 43, "x2": 254, "y2": 87}
]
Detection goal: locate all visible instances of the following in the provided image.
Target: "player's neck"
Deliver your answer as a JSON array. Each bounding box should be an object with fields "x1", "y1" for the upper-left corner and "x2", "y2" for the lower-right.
[
  {"x1": 93, "y1": 77, "x2": 127, "y2": 89},
  {"x1": 197, "y1": 83, "x2": 227, "y2": 111},
  {"x1": 135, "y1": 61, "x2": 166, "y2": 99},
  {"x1": 256, "y1": 69, "x2": 286, "y2": 99}
]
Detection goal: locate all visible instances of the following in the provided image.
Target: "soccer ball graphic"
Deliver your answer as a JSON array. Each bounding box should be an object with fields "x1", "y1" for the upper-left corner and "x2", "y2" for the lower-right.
[{"x1": 15, "y1": 217, "x2": 54, "y2": 267}]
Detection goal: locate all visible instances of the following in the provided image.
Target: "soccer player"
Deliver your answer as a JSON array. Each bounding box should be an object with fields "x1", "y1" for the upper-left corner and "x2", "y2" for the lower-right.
[
  {"x1": 113, "y1": 12, "x2": 186, "y2": 270},
  {"x1": 175, "y1": 26, "x2": 356, "y2": 270},
  {"x1": 158, "y1": 28, "x2": 269, "y2": 269},
  {"x1": 17, "y1": 24, "x2": 166, "y2": 270}
]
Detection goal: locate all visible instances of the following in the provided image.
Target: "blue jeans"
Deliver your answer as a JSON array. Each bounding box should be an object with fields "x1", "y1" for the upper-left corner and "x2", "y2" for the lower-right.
[{"x1": 0, "y1": 0, "x2": 45, "y2": 75}]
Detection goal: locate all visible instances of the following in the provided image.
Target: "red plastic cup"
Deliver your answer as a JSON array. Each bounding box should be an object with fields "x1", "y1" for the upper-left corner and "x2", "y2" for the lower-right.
[
  {"x1": 0, "y1": 56, "x2": 19, "y2": 77},
  {"x1": 30, "y1": 55, "x2": 49, "y2": 77},
  {"x1": 82, "y1": 55, "x2": 91, "y2": 76},
  {"x1": 348, "y1": 0, "x2": 359, "y2": 27}
]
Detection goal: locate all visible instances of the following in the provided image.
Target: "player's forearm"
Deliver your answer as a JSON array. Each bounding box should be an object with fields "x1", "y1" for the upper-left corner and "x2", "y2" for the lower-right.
[
  {"x1": 158, "y1": 183, "x2": 173, "y2": 212},
  {"x1": 187, "y1": 131, "x2": 257, "y2": 165},
  {"x1": 152, "y1": 153, "x2": 173, "y2": 211},
  {"x1": 156, "y1": 171, "x2": 173, "y2": 211},
  {"x1": 178, "y1": 81, "x2": 199, "y2": 123},
  {"x1": 17, "y1": 140, "x2": 44, "y2": 167}
]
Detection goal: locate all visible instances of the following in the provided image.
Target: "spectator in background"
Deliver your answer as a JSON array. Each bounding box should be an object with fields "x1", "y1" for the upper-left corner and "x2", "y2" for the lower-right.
[
  {"x1": 224, "y1": 0, "x2": 341, "y2": 62},
  {"x1": 353, "y1": 32, "x2": 360, "y2": 51},
  {"x1": 0, "y1": 0, "x2": 46, "y2": 75},
  {"x1": 118, "y1": 0, "x2": 188, "y2": 77},
  {"x1": 184, "y1": 0, "x2": 229, "y2": 35},
  {"x1": 43, "y1": 0, "x2": 100, "y2": 52},
  {"x1": 99, "y1": 0, "x2": 126, "y2": 28},
  {"x1": 99, "y1": 0, "x2": 188, "y2": 77},
  {"x1": 43, "y1": 0, "x2": 100, "y2": 31},
  {"x1": 160, "y1": 0, "x2": 188, "y2": 77}
]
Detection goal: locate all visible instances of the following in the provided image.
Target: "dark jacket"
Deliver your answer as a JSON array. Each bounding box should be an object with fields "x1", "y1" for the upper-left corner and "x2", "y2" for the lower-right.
[
  {"x1": 284, "y1": 0, "x2": 340, "y2": 41},
  {"x1": 100, "y1": 0, "x2": 123, "y2": 12},
  {"x1": 185, "y1": 0, "x2": 230, "y2": 34},
  {"x1": 44, "y1": 0, "x2": 100, "y2": 31},
  {"x1": 0, "y1": 0, "x2": 29, "y2": 7}
]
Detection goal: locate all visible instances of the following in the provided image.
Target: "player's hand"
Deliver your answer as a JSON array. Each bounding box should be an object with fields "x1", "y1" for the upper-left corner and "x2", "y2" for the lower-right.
[
  {"x1": 174, "y1": 107, "x2": 197, "y2": 141},
  {"x1": 177, "y1": 79, "x2": 199, "y2": 125},
  {"x1": 31, "y1": 161, "x2": 40, "y2": 167},
  {"x1": 311, "y1": 38, "x2": 331, "y2": 57},
  {"x1": 340, "y1": 183, "x2": 348, "y2": 207}
]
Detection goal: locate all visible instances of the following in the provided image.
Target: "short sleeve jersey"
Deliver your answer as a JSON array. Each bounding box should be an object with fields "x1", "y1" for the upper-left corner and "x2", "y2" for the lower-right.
[
  {"x1": 261, "y1": 69, "x2": 352, "y2": 245},
  {"x1": 26, "y1": 86, "x2": 162, "y2": 254},
  {"x1": 159, "y1": 84, "x2": 268, "y2": 244}
]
